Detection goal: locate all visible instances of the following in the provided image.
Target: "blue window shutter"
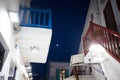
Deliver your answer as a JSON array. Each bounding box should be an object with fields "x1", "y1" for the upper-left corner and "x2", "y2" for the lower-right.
[
  {"x1": 56, "y1": 69, "x2": 60, "y2": 80},
  {"x1": 65, "y1": 69, "x2": 69, "y2": 78}
]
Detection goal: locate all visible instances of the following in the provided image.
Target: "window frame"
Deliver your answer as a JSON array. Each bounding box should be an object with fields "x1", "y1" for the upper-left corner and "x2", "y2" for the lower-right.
[{"x1": 0, "y1": 33, "x2": 9, "y2": 71}]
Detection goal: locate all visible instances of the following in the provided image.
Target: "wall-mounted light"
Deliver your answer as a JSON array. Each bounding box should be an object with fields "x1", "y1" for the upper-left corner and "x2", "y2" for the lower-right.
[
  {"x1": 28, "y1": 73, "x2": 32, "y2": 77},
  {"x1": 8, "y1": 11, "x2": 19, "y2": 23},
  {"x1": 30, "y1": 46, "x2": 39, "y2": 53},
  {"x1": 89, "y1": 44, "x2": 104, "y2": 51},
  {"x1": 29, "y1": 77, "x2": 33, "y2": 80}
]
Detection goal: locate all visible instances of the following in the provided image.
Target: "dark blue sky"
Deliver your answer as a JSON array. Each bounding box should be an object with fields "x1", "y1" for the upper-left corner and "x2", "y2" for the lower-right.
[{"x1": 30, "y1": 0, "x2": 90, "y2": 79}]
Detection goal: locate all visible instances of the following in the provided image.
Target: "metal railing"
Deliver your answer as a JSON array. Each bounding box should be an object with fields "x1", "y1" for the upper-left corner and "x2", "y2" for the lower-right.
[
  {"x1": 19, "y1": 7, "x2": 52, "y2": 29},
  {"x1": 83, "y1": 21, "x2": 120, "y2": 63}
]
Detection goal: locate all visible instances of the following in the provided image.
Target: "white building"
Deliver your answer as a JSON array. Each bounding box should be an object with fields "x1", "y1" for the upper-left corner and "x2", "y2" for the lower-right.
[
  {"x1": 70, "y1": 0, "x2": 120, "y2": 80},
  {"x1": 0, "y1": 0, "x2": 52, "y2": 80}
]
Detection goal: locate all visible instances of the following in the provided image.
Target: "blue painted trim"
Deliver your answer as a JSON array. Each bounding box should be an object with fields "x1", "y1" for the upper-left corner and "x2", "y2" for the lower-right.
[
  {"x1": 56, "y1": 69, "x2": 60, "y2": 80},
  {"x1": 20, "y1": 24, "x2": 51, "y2": 29},
  {"x1": 48, "y1": 10, "x2": 52, "y2": 29},
  {"x1": 22, "y1": 10, "x2": 26, "y2": 24},
  {"x1": 38, "y1": 12, "x2": 41, "y2": 25},
  {"x1": 20, "y1": 7, "x2": 50, "y2": 13},
  {"x1": 43, "y1": 12, "x2": 46, "y2": 25},
  {"x1": 33, "y1": 11, "x2": 36, "y2": 24},
  {"x1": 28, "y1": 11, "x2": 31, "y2": 24},
  {"x1": 20, "y1": 7, "x2": 52, "y2": 29}
]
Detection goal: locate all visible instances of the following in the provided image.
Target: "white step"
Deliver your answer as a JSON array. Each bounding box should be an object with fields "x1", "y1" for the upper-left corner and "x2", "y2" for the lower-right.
[{"x1": 64, "y1": 75, "x2": 94, "y2": 80}]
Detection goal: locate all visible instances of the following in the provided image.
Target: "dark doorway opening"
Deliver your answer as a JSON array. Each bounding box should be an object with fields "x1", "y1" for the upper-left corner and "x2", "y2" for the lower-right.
[
  {"x1": 0, "y1": 42, "x2": 5, "y2": 71},
  {"x1": 104, "y1": 0, "x2": 118, "y2": 32}
]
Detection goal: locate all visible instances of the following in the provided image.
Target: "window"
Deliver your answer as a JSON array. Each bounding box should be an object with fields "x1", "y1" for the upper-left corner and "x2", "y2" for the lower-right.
[
  {"x1": 0, "y1": 42, "x2": 5, "y2": 71},
  {"x1": 56, "y1": 69, "x2": 69, "y2": 80},
  {"x1": 0, "y1": 33, "x2": 9, "y2": 71},
  {"x1": 116, "y1": 0, "x2": 120, "y2": 11},
  {"x1": 104, "y1": 0, "x2": 118, "y2": 32}
]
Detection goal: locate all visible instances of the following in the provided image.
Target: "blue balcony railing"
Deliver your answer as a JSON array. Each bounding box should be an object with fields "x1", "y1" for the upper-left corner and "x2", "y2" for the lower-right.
[{"x1": 19, "y1": 7, "x2": 52, "y2": 29}]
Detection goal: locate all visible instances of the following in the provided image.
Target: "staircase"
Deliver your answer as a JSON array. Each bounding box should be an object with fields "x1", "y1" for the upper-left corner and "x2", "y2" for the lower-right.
[
  {"x1": 83, "y1": 22, "x2": 120, "y2": 80},
  {"x1": 25, "y1": 62, "x2": 33, "y2": 80},
  {"x1": 83, "y1": 21, "x2": 120, "y2": 63},
  {"x1": 66, "y1": 22, "x2": 120, "y2": 80}
]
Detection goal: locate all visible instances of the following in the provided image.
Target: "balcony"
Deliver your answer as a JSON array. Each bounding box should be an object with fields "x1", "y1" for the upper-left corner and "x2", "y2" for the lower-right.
[
  {"x1": 19, "y1": 7, "x2": 52, "y2": 29},
  {"x1": 15, "y1": 7, "x2": 52, "y2": 63}
]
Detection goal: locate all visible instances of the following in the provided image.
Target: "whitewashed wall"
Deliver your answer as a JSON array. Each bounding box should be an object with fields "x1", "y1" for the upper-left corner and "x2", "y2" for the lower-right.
[
  {"x1": 84, "y1": 44, "x2": 120, "y2": 80},
  {"x1": 7, "y1": 0, "x2": 20, "y2": 12},
  {"x1": 0, "y1": 0, "x2": 28, "y2": 80},
  {"x1": 92, "y1": 65, "x2": 106, "y2": 80},
  {"x1": 0, "y1": 0, "x2": 15, "y2": 79}
]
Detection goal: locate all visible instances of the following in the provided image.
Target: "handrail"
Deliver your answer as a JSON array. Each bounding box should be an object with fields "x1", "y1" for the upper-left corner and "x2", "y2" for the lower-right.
[
  {"x1": 90, "y1": 63, "x2": 104, "y2": 75},
  {"x1": 83, "y1": 21, "x2": 120, "y2": 62},
  {"x1": 19, "y1": 7, "x2": 52, "y2": 29},
  {"x1": 71, "y1": 66, "x2": 79, "y2": 80},
  {"x1": 91, "y1": 64, "x2": 108, "y2": 80}
]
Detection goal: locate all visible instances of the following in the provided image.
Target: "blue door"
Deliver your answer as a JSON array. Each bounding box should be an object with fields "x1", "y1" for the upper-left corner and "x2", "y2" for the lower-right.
[{"x1": 65, "y1": 69, "x2": 69, "y2": 78}]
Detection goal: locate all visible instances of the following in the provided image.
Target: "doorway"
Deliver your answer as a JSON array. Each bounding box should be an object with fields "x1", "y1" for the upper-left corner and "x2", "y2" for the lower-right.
[
  {"x1": 0, "y1": 42, "x2": 5, "y2": 71},
  {"x1": 104, "y1": 0, "x2": 118, "y2": 32}
]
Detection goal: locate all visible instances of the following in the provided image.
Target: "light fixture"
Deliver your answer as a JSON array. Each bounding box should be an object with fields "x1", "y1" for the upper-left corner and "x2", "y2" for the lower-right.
[
  {"x1": 30, "y1": 46, "x2": 38, "y2": 53},
  {"x1": 28, "y1": 73, "x2": 32, "y2": 77},
  {"x1": 89, "y1": 44, "x2": 104, "y2": 51},
  {"x1": 8, "y1": 11, "x2": 19, "y2": 23},
  {"x1": 29, "y1": 78, "x2": 33, "y2": 80},
  {"x1": 26, "y1": 66, "x2": 32, "y2": 70}
]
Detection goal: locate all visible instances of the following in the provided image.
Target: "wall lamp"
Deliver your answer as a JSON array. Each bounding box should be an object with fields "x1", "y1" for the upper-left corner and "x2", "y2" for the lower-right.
[{"x1": 30, "y1": 46, "x2": 39, "y2": 53}]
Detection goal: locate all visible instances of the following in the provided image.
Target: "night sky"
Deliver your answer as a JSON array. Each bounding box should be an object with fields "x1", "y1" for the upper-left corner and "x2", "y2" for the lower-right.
[{"x1": 30, "y1": 0, "x2": 90, "y2": 79}]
